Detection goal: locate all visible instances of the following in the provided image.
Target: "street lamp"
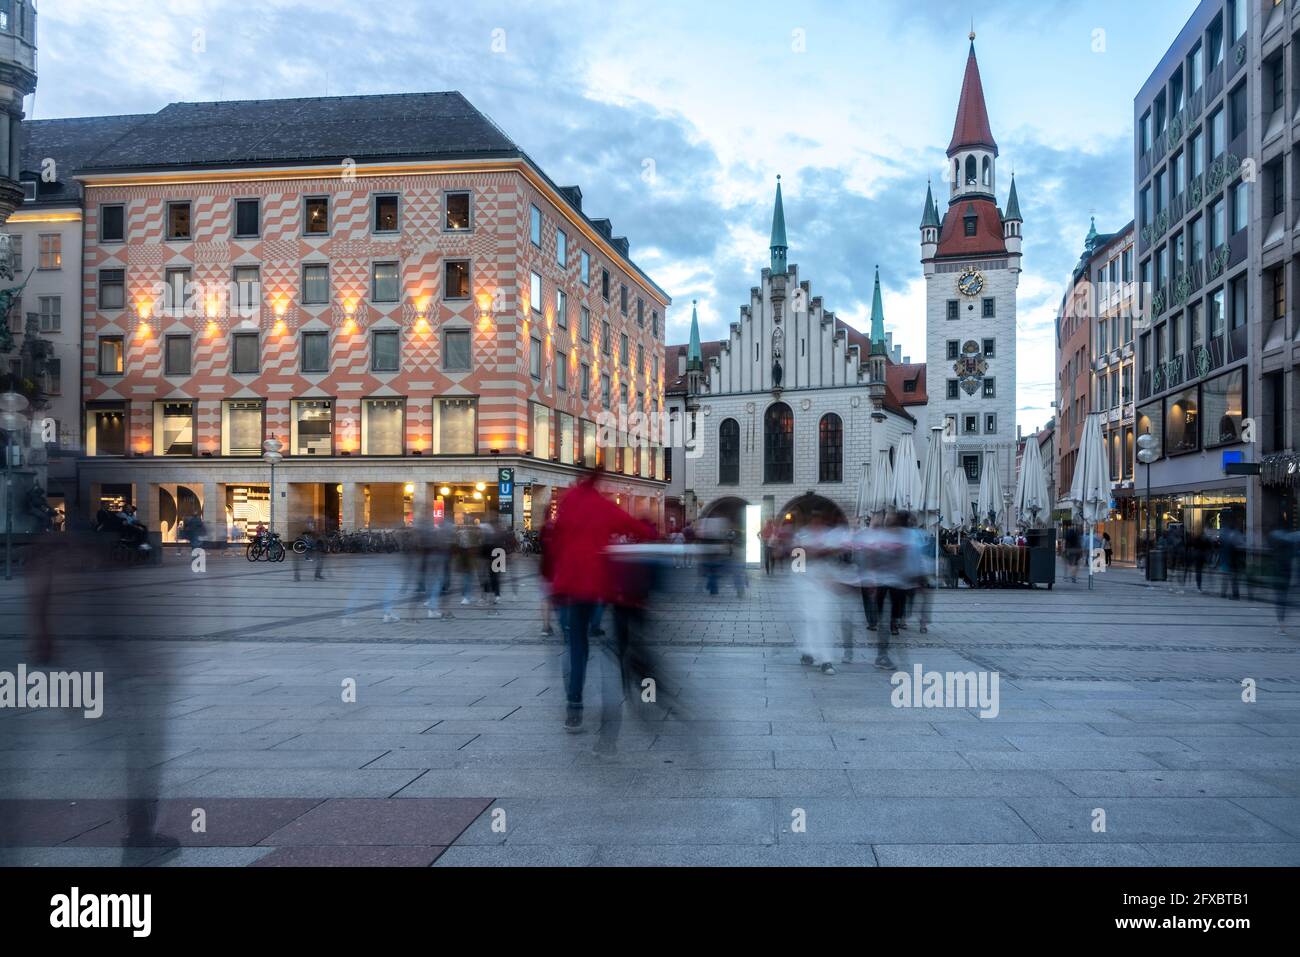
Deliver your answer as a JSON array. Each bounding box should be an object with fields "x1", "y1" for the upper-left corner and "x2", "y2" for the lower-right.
[
  {"x1": 0, "y1": 390, "x2": 30, "y2": 581},
  {"x1": 262, "y1": 437, "x2": 283, "y2": 534},
  {"x1": 1137, "y1": 433, "x2": 1157, "y2": 579}
]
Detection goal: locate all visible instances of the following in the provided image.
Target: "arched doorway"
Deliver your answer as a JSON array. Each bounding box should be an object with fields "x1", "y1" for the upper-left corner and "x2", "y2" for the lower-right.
[
  {"x1": 779, "y1": 493, "x2": 846, "y2": 527},
  {"x1": 700, "y1": 495, "x2": 748, "y2": 529}
]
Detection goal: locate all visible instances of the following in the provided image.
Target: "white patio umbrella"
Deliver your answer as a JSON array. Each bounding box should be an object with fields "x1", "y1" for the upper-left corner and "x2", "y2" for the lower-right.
[
  {"x1": 892, "y1": 432, "x2": 923, "y2": 514},
  {"x1": 854, "y1": 461, "x2": 870, "y2": 520},
  {"x1": 1014, "y1": 433, "x2": 1051, "y2": 529},
  {"x1": 976, "y1": 448, "x2": 1004, "y2": 533},
  {"x1": 1063, "y1": 412, "x2": 1111, "y2": 590},
  {"x1": 942, "y1": 465, "x2": 969, "y2": 531},
  {"x1": 867, "y1": 448, "x2": 894, "y2": 517},
  {"x1": 918, "y1": 426, "x2": 946, "y2": 577}
]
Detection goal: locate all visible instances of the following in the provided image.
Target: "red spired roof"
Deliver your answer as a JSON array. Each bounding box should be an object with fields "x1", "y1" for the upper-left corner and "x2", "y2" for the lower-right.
[
  {"x1": 935, "y1": 198, "x2": 1007, "y2": 258},
  {"x1": 947, "y1": 42, "x2": 998, "y2": 157}
]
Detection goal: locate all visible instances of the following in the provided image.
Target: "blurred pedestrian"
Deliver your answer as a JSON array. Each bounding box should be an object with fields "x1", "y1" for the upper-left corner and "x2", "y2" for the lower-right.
[
  {"x1": 1218, "y1": 524, "x2": 1244, "y2": 600},
  {"x1": 1062, "y1": 521, "x2": 1081, "y2": 583},
  {"x1": 1269, "y1": 527, "x2": 1297, "y2": 634},
  {"x1": 791, "y1": 513, "x2": 838, "y2": 674}
]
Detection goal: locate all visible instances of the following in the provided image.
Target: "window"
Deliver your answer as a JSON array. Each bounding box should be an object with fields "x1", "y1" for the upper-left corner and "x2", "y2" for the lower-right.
[
  {"x1": 582, "y1": 419, "x2": 597, "y2": 468},
  {"x1": 443, "y1": 328, "x2": 471, "y2": 372},
  {"x1": 985, "y1": 413, "x2": 997, "y2": 434},
  {"x1": 1189, "y1": 130, "x2": 1204, "y2": 179},
  {"x1": 1209, "y1": 107, "x2": 1224, "y2": 159},
  {"x1": 601, "y1": 268, "x2": 610, "y2": 301},
  {"x1": 556, "y1": 229, "x2": 567, "y2": 267},
  {"x1": 557, "y1": 412, "x2": 575, "y2": 465},
  {"x1": 600, "y1": 373, "x2": 611, "y2": 409},
  {"x1": 530, "y1": 271, "x2": 542, "y2": 313},
  {"x1": 98, "y1": 269, "x2": 125, "y2": 310},
  {"x1": 1139, "y1": 111, "x2": 1152, "y2": 153},
  {"x1": 1229, "y1": 83, "x2": 1248, "y2": 140},
  {"x1": 652, "y1": 310, "x2": 659, "y2": 337},
  {"x1": 1164, "y1": 385, "x2": 1199, "y2": 455},
  {"x1": 982, "y1": 377, "x2": 996, "y2": 398},
  {"x1": 555, "y1": 289, "x2": 567, "y2": 328},
  {"x1": 362, "y1": 398, "x2": 404, "y2": 455},
  {"x1": 580, "y1": 306, "x2": 591, "y2": 341},
  {"x1": 557, "y1": 351, "x2": 568, "y2": 391},
  {"x1": 221, "y1": 399, "x2": 264, "y2": 456},
  {"x1": 301, "y1": 330, "x2": 329, "y2": 373},
  {"x1": 292, "y1": 399, "x2": 333, "y2": 456},
  {"x1": 964, "y1": 217, "x2": 977, "y2": 237},
  {"x1": 37, "y1": 296, "x2": 60, "y2": 332},
  {"x1": 371, "y1": 261, "x2": 400, "y2": 302},
  {"x1": 302, "y1": 263, "x2": 330, "y2": 304},
  {"x1": 164, "y1": 267, "x2": 191, "y2": 316},
  {"x1": 1229, "y1": 272, "x2": 1248, "y2": 330},
  {"x1": 164, "y1": 334, "x2": 191, "y2": 376},
  {"x1": 636, "y1": 299, "x2": 644, "y2": 327},
  {"x1": 601, "y1": 320, "x2": 611, "y2": 355},
  {"x1": 1209, "y1": 16, "x2": 1223, "y2": 69},
  {"x1": 982, "y1": 297, "x2": 995, "y2": 318},
  {"x1": 1231, "y1": 179, "x2": 1248, "y2": 234},
  {"x1": 947, "y1": 300, "x2": 959, "y2": 320},
  {"x1": 43, "y1": 357, "x2": 60, "y2": 396},
  {"x1": 100, "y1": 204, "x2": 124, "y2": 243},
  {"x1": 6, "y1": 234, "x2": 18, "y2": 272},
  {"x1": 372, "y1": 329, "x2": 399, "y2": 372},
  {"x1": 1210, "y1": 286, "x2": 1226, "y2": 338},
  {"x1": 529, "y1": 337, "x2": 542, "y2": 380},
  {"x1": 530, "y1": 402, "x2": 550, "y2": 458},
  {"x1": 719, "y1": 418, "x2": 740, "y2": 485},
  {"x1": 818, "y1": 413, "x2": 843, "y2": 482},
  {"x1": 373, "y1": 194, "x2": 399, "y2": 233},
  {"x1": 98, "y1": 336, "x2": 124, "y2": 375},
  {"x1": 445, "y1": 259, "x2": 470, "y2": 299},
  {"x1": 580, "y1": 250, "x2": 590, "y2": 285},
  {"x1": 620, "y1": 333, "x2": 629, "y2": 366},
  {"x1": 580, "y1": 362, "x2": 590, "y2": 399},
  {"x1": 433, "y1": 397, "x2": 476, "y2": 454},
  {"x1": 982, "y1": 338, "x2": 995, "y2": 358},
  {"x1": 36, "y1": 232, "x2": 61, "y2": 270},
  {"x1": 232, "y1": 333, "x2": 259, "y2": 374},
  {"x1": 445, "y1": 191, "x2": 471, "y2": 231},
  {"x1": 963, "y1": 414, "x2": 978, "y2": 435},
  {"x1": 946, "y1": 340, "x2": 959, "y2": 360},
  {"x1": 86, "y1": 404, "x2": 126, "y2": 456},
  {"x1": 1229, "y1": 0, "x2": 1246, "y2": 43},
  {"x1": 1190, "y1": 215, "x2": 1204, "y2": 265},
  {"x1": 154, "y1": 401, "x2": 194, "y2": 456},
  {"x1": 636, "y1": 345, "x2": 644, "y2": 375},
  {"x1": 763, "y1": 402, "x2": 794, "y2": 483},
  {"x1": 1140, "y1": 186, "x2": 1152, "y2": 228},
  {"x1": 620, "y1": 284, "x2": 628, "y2": 315},
  {"x1": 1172, "y1": 150, "x2": 1185, "y2": 198},
  {"x1": 529, "y1": 205, "x2": 542, "y2": 247},
  {"x1": 234, "y1": 198, "x2": 260, "y2": 238},
  {"x1": 166, "y1": 202, "x2": 191, "y2": 240},
  {"x1": 304, "y1": 196, "x2": 329, "y2": 235},
  {"x1": 1203, "y1": 368, "x2": 1245, "y2": 447},
  {"x1": 947, "y1": 379, "x2": 959, "y2": 400},
  {"x1": 234, "y1": 265, "x2": 260, "y2": 316},
  {"x1": 962, "y1": 453, "x2": 981, "y2": 482},
  {"x1": 1210, "y1": 197, "x2": 1225, "y2": 248},
  {"x1": 1188, "y1": 42, "x2": 1203, "y2": 95}
]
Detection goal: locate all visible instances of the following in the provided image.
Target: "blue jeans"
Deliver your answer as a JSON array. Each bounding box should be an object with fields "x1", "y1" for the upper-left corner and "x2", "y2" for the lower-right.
[{"x1": 561, "y1": 602, "x2": 596, "y2": 709}]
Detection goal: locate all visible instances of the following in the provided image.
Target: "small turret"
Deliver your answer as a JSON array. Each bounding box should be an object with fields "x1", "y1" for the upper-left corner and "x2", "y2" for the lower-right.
[
  {"x1": 920, "y1": 180, "x2": 940, "y2": 260},
  {"x1": 1003, "y1": 174, "x2": 1023, "y2": 255}
]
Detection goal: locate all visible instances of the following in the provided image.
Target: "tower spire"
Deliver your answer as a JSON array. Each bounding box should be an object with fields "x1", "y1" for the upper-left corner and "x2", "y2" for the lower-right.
[
  {"x1": 948, "y1": 37, "x2": 998, "y2": 157},
  {"x1": 920, "y1": 180, "x2": 941, "y2": 229},
  {"x1": 686, "y1": 300, "x2": 702, "y2": 371},
  {"x1": 1004, "y1": 173, "x2": 1022, "y2": 222},
  {"x1": 869, "y1": 266, "x2": 887, "y2": 355},
  {"x1": 769, "y1": 175, "x2": 788, "y2": 274}
]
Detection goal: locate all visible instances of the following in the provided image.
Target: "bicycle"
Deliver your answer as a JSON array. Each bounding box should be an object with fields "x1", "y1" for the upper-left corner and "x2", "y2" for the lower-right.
[{"x1": 246, "y1": 532, "x2": 287, "y2": 563}]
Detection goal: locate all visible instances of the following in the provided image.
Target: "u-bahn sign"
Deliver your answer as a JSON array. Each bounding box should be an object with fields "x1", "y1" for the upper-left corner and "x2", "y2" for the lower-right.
[{"x1": 498, "y1": 467, "x2": 514, "y2": 515}]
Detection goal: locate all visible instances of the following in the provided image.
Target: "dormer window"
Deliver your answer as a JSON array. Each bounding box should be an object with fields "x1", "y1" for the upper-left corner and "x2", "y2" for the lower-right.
[
  {"x1": 20, "y1": 181, "x2": 35, "y2": 202},
  {"x1": 964, "y1": 214, "x2": 978, "y2": 237}
]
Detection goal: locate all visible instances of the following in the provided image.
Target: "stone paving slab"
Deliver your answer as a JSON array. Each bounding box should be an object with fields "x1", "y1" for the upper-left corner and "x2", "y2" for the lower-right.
[{"x1": 258, "y1": 797, "x2": 491, "y2": 846}]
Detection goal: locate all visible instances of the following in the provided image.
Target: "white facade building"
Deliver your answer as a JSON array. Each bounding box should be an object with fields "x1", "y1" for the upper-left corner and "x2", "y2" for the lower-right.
[
  {"x1": 664, "y1": 179, "x2": 926, "y2": 541},
  {"x1": 922, "y1": 36, "x2": 1023, "y2": 516}
]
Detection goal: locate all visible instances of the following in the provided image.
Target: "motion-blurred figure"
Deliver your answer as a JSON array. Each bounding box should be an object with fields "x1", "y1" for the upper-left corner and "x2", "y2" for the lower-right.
[
  {"x1": 1269, "y1": 527, "x2": 1298, "y2": 635},
  {"x1": 1218, "y1": 523, "x2": 1244, "y2": 600},
  {"x1": 548, "y1": 470, "x2": 655, "y2": 734},
  {"x1": 791, "y1": 513, "x2": 839, "y2": 675}
]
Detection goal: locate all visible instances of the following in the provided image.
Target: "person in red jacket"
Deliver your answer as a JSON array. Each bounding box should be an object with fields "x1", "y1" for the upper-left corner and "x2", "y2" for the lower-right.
[{"x1": 549, "y1": 469, "x2": 656, "y2": 733}]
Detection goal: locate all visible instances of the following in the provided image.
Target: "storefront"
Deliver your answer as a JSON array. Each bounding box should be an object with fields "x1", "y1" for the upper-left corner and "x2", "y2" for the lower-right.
[
  {"x1": 1133, "y1": 485, "x2": 1247, "y2": 556},
  {"x1": 224, "y1": 484, "x2": 270, "y2": 542}
]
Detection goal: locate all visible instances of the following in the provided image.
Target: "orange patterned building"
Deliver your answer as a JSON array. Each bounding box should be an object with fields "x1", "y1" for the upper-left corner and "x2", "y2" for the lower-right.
[{"x1": 74, "y1": 93, "x2": 669, "y2": 541}]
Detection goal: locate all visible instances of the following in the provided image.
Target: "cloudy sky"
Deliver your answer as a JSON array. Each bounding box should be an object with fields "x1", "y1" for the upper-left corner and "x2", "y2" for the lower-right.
[{"x1": 32, "y1": 0, "x2": 1198, "y2": 430}]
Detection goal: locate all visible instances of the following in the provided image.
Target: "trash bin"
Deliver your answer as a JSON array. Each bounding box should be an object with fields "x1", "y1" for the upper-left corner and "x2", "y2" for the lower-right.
[{"x1": 1146, "y1": 547, "x2": 1167, "y2": 581}]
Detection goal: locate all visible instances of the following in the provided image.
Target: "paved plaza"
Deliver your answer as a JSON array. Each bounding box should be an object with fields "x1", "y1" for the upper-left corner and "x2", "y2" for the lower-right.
[{"x1": 1, "y1": 551, "x2": 1298, "y2": 866}]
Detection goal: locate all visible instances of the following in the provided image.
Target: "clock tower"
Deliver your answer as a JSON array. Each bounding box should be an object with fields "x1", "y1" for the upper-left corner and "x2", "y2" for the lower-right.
[{"x1": 922, "y1": 33, "x2": 1022, "y2": 507}]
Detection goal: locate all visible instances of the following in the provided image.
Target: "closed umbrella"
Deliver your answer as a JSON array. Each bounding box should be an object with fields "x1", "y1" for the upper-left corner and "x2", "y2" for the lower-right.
[
  {"x1": 1014, "y1": 433, "x2": 1051, "y2": 528},
  {"x1": 854, "y1": 461, "x2": 870, "y2": 520},
  {"x1": 942, "y1": 465, "x2": 969, "y2": 531},
  {"x1": 918, "y1": 426, "x2": 946, "y2": 578},
  {"x1": 977, "y1": 448, "x2": 1003, "y2": 533},
  {"x1": 892, "y1": 433, "x2": 922, "y2": 513},
  {"x1": 1063, "y1": 412, "x2": 1110, "y2": 590},
  {"x1": 868, "y1": 448, "x2": 894, "y2": 517}
]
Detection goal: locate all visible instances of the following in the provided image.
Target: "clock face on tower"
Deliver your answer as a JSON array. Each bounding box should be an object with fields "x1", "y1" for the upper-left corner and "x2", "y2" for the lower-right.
[{"x1": 956, "y1": 268, "x2": 985, "y2": 298}]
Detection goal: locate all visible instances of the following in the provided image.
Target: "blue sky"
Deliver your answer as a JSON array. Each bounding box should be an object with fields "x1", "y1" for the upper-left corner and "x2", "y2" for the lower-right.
[{"x1": 32, "y1": 0, "x2": 1200, "y2": 430}]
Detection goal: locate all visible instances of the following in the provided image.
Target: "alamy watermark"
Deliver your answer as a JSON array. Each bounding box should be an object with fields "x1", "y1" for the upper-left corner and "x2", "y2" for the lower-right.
[
  {"x1": 890, "y1": 664, "x2": 1000, "y2": 719},
  {"x1": 0, "y1": 665, "x2": 103, "y2": 719}
]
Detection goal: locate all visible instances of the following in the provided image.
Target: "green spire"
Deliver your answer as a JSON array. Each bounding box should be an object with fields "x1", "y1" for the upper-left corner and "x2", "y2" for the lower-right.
[
  {"x1": 920, "y1": 180, "x2": 940, "y2": 229},
  {"x1": 869, "y1": 266, "x2": 887, "y2": 356},
  {"x1": 686, "y1": 299, "x2": 702, "y2": 371},
  {"x1": 1004, "y1": 174, "x2": 1022, "y2": 222},
  {"x1": 769, "y1": 175, "x2": 788, "y2": 274},
  {"x1": 1085, "y1": 215, "x2": 1098, "y2": 248}
]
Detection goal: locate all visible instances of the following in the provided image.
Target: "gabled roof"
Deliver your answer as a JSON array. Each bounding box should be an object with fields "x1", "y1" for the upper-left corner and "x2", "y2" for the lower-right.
[
  {"x1": 948, "y1": 41, "x2": 998, "y2": 157},
  {"x1": 19, "y1": 114, "x2": 152, "y2": 204},
  {"x1": 933, "y1": 197, "x2": 1007, "y2": 258},
  {"x1": 78, "y1": 92, "x2": 516, "y2": 171}
]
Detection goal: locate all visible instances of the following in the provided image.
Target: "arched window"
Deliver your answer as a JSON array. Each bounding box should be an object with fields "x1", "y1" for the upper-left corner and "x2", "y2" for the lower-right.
[
  {"x1": 763, "y1": 402, "x2": 794, "y2": 483},
  {"x1": 982, "y1": 156, "x2": 991, "y2": 187},
  {"x1": 953, "y1": 159, "x2": 959, "y2": 185},
  {"x1": 818, "y1": 413, "x2": 843, "y2": 483},
  {"x1": 718, "y1": 418, "x2": 740, "y2": 485},
  {"x1": 965, "y1": 155, "x2": 978, "y2": 186}
]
